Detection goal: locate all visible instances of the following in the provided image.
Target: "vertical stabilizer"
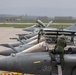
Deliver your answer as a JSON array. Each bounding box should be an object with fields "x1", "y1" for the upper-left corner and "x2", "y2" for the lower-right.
[
  {"x1": 36, "y1": 19, "x2": 45, "y2": 27},
  {"x1": 66, "y1": 23, "x2": 76, "y2": 31},
  {"x1": 46, "y1": 21, "x2": 53, "y2": 27}
]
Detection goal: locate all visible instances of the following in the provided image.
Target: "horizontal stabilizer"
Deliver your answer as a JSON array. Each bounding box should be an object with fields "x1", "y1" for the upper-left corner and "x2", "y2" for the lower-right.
[
  {"x1": 10, "y1": 38, "x2": 24, "y2": 44},
  {"x1": 7, "y1": 44, "x2": 18, "y2": 52},
  {"x1": 16, "y1": 34, "x2": 27, "y2": 36},
  {"x1": 0, "y1": 44, "x2": 18, "y2": 52},
  {"x1": 10, "y1": 38, "x2": 17, "y2": 40},
  {"x1": 66, "y1": 23, "x2": 76, "y2": 31},
  {"x1": 0, "y1": 44, "x2": 10, "y2": 48}
]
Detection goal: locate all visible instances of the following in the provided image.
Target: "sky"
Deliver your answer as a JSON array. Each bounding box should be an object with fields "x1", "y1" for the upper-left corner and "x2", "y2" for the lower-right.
[{"x1": 0, "y1": 0, "x2": 76, "y2": 17}]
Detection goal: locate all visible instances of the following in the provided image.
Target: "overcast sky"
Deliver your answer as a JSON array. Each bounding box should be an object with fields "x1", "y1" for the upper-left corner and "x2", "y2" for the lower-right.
[{"x1": 0, "y1": 0, "x2": 76, "y2": 17}]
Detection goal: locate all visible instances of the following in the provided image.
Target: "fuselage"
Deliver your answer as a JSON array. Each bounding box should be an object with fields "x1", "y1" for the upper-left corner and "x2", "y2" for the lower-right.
[{"x1": 0, "y1": 52, "x2": 76, "y2": 75}]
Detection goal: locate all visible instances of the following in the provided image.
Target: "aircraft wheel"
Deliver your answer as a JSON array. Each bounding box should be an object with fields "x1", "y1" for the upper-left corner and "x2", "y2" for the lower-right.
[{"x1": 72, "y1": 68, "x2": 76, "y2": 75}]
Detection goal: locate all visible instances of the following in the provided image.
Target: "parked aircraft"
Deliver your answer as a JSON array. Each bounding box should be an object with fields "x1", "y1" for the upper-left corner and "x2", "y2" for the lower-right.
[
  {"x1": 1, "y1": 22, "x2": 75, "y2": 48},
  {"x1": 0, "y1": 51, "x2": 76, "y2": 75},
  {"x1": 38, "y1": 27, "x2": 76, "y2": 43},
  {"x1": 0, "y1": 22, "x2": 76, "y2": 75},
  {"x1": 0, "y1": 35, "x2": 38, "y2": 48},
  {"x1": 65, "y1": 23, "x2": 76, "y2": 31},
  {"x1": 17, "y1": 20, "x2": 53, "y2": 40},
  {"x1": 0, "y1": 30, "x2": 76, "y2": 56},
  {"x1": 23, "y1": 19, "x2": 53, "y2": 33},
  {"x1": 1, "y1": 21, "x2": 76, "y2": 49},
  {"x1": 16, "y1": 32, "x2": 38, "y2": 40},
  {"x1": 18, "y1": 22, "x2": 76, "y2": 41},
  {"x1": 1, "y1": 26, "x2": 76, "y2": 48},
  {"x1": 0, "y1": 41, "x2": 47, "y2": 56}
]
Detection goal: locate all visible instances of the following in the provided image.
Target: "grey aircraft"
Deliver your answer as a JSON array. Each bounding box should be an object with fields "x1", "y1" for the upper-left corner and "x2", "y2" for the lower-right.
[
  {"x1": 0, "y1": 51, "x2": 76, "y2": 75},
  {"x1": 0, "y1": 37, "x2": 46, "y2": 56},
  {"x1": 1, "y1": 20, "x2": 46, "y2": 47},
  {"x1": 23, "y1": 20, "x2": 76, "y2": 33},
  {"x1": 0, "y1": 35, "x2": 38, "y2": 48},
  {"x1": 16, "y1": 32, "x2": 38, "y2": 40},
  {"x1": 1, "y1": 22, "x2": 76, "y2": 48},
  {"x1": 0, "y1": 41, "x2": 47, "y2": 56},
  {"x1": 0, "y1": 30, "x2": 76, "y2": 56},
  {"x1": 0, "y1": 26, "x2": 76, "y2": 75},
  {"x1": 18, "y1": 22, "x2": 76, "y2": 40},
  {"x1": 22, "y1": 19, "x2": 53, "y2": 32},
  {"x1": 17, "y1": 20, "x2": 53, "y2": 40},
  {"x1": 38, "y1": 23, "x2": 76, "y2": 43},
  {"x1": 0, "y1": 43, "x2": 34, "y2": 56},
  {"x1": 0, "y1": 36, "x2": 45, "y2": 48}
]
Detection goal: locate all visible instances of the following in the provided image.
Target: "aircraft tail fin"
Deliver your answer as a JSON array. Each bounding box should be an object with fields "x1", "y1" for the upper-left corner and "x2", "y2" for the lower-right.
[
  {"x1": 65, "y1": 23, "x2": 76, "y2": 31},
  {"x1": 36, "y1": 19, "x2": 45, "y2": 27},
  {"x1": 46, "y1": 21, "x2": 53, "y2": 27}
]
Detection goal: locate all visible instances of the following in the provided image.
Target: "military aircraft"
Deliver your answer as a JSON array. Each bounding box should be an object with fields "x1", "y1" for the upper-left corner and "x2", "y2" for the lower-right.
[
  {"x1": 16, "y1": 32, "x2": 38, "y2": 40},
  {"x1": 0, "y1": 50, "x2": 76, "y2": 75},
  {"x1": 38, "y1": 27, "x2": 76, "y2": 43},
  {"x1": 1, "y1": 22, "x2": 75, "y2": 48},
  {"x1": 18, "y1": 22, "x2": 76, "y2": 41},
  {"x1": 0, "y1": 41, "x2": 47, "y2": 56},
  {"x1": 23, "y1": 20, "x2": 76, "y2": 33},
  {"x1": 0, "y1": 23, "x2": 76, "y2": 75},
  {"x1": 65, "y1": 23, "x2": 76, "y2": 31},
  {"x1": 22, "y1": 19, "x2": 53, "y2": 32},
  {"x1": 0, "y1": 35, "x2": 38, "y2": 48},
  {"x1": 1, "y1": 21, "x2": 76, "y2": 49},
  {"x1": 17, "y1": 20, "x2": 53, "y2": 40},
  {"x1": 0, "y1": 26, "x2": 76, "y2": 56},
  {"x1": 17, "y1": 20, "x2": 48, "y2": 39},
  {"x1": 0, "y1": 29, "x2": 76, "y2": 56},
  {"x1": 0, "y1": 20, "x2": 48, "y2": 47}
]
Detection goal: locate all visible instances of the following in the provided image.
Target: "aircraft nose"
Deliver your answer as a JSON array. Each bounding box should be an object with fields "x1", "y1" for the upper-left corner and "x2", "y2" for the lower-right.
[
  {"x1": 0, "y1": 57, "x2": 9, "y2": 71},
  {"x1": 0, "y1": 52, "x2": 53, "y2": 74},
  {"x1": 0, "y1": 55, "x2": 19, "y2": 72}
]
